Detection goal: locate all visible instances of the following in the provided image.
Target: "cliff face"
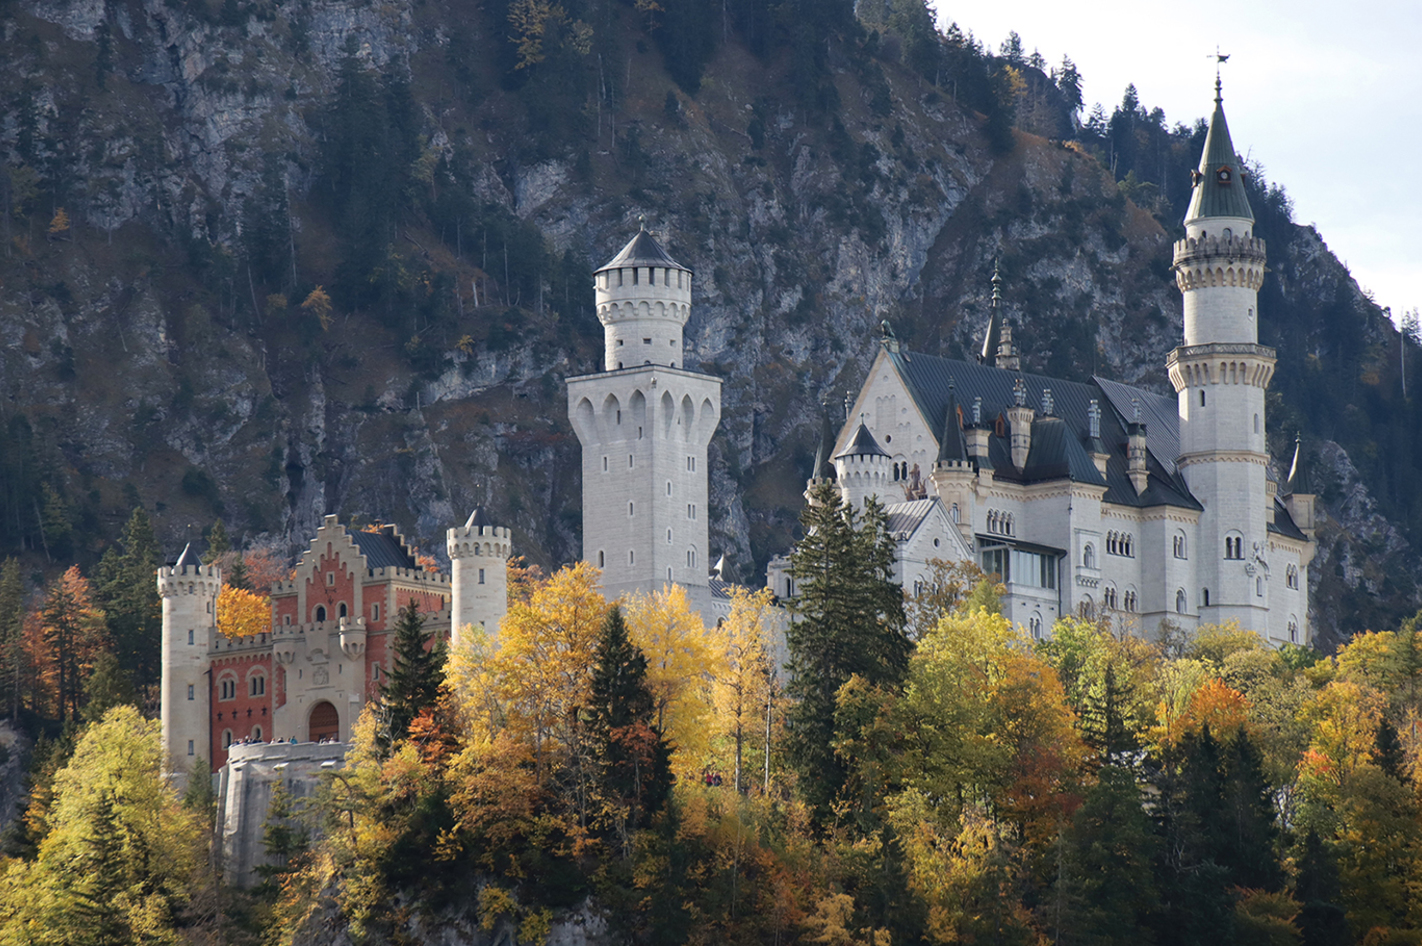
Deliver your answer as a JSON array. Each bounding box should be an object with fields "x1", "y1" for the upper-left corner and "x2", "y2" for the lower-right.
[{"x1": 0, "y1": 0, "x2": 1415, "y2": 645}]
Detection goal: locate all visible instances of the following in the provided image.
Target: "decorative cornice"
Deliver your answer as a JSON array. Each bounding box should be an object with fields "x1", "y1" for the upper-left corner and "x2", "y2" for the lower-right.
[{"x1": 1176, "y1": 450, "x2": 1269, "y2": 468}]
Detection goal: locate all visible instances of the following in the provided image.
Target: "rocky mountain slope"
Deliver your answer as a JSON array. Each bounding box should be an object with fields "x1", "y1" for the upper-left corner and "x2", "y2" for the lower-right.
[{"x1": 0, "y1": 0, "x2": 1416, "y2": 646}]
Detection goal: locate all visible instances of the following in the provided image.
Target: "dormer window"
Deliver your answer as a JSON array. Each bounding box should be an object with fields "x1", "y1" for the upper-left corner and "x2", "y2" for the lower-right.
[{"x1": 1216, "y1": 166, "x2": 1232, "y2": 184}]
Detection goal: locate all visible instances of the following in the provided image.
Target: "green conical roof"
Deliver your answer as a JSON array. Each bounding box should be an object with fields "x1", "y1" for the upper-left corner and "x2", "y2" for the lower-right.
[{"x1": 1184, "y1": 81, "x2": 1254, "y2": 223}]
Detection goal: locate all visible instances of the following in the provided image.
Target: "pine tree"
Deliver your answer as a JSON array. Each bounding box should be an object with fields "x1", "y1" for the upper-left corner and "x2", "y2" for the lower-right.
[
  {"x1": 94, "y1": 507, "x2": 161, "y2": 687},
  {"x1": 255, "y1": 780, "x2": 310, "y2": 896},
  {"x1": 585, "y1": 605, "x2": 672, "y2": 853},
  {"x1": 203, "y1": 518, "x2": 231, "y2": 563},
  {"x1": 379, "y1": 601, "x2": 445, "y2": 747},
  {"x1": 786, "y1": 481, "x2": 910, "y2": 815},
  {"x1": 1374, "y1": 718, "x2": 1407, "y2": 781},
  {"x1": 0, "y1": 557, "x2": 23, "y2": 719},
  {"x1": 1295, "y1": 830, "x2": 1348, "y2": 946}
]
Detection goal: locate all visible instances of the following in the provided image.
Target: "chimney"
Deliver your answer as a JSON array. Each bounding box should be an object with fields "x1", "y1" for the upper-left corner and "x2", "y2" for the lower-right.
[
  {"x1": 1006, "y1": 377, "x2": 1034, "y2": 470},
  {"x1": 1127, "y1": 421, "x2": 1148, "y2": 495}
]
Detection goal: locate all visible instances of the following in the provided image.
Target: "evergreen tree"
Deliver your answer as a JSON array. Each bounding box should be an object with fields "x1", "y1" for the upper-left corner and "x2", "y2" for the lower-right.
[
  {"x1": 1294, "y1": 830, "x2": 1349, "y2": 946},
  {"x1": 80, "y1": 651, "x2": 136, "y2": 723},
  {"x1": 203, "y1": 518, "x2": 231, "y2": 563},
  {"x1": 1052, "y1": 765, "x2": 1158, "y2": 944},
  {"x1": 94, "y1": 507, "x2": 161, "y2": 687},
  {"x1": 379, "y1": 601, "x2": 445, "y2": 747},
  {"x1": 585, "y1": 605, "x2": 672, "y2": 852},
  {"x1": 255, "y1": 780, "x2": 310, "y2": 896},
  {"x1": 786, "y1": 481, "x2": 910, "y2": 816},
  {"x1": 1218, "y1": 728, "x2": 1283, "y2": 891},
  {"x1": 1374, "y1": 718, "x2": 1407, "y2": 781},
  {"x1": 0, "y1": 557, "x2": 22, "y2": 719}
]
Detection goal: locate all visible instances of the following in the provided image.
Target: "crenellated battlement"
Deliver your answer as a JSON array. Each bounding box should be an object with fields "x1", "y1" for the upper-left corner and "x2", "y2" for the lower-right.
[
  {"x1": 158, "y1": 563, "x2": 221, "y2": 597},
  {"x1": 1173, "y1": 234, "x2": 1267, "y2": 293},
  {"x1": 1167, "y1": 342, "x2": 1277, "y2": 393},
  {"x1": 1172, "y1": 232, "x2": 1267, "y2": 265},
  {"x1": 447, "y1": 524, "x2": 511, "y2": 560}
]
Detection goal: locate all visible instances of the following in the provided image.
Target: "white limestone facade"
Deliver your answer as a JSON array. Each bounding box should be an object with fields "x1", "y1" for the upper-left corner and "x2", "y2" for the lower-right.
[
  {"x1": 157, "y1": 547, "x2": 219, "y2": 789},
  {"x1": 568, "y1": 227, "x2": 722, "y2": 619},
  {"x1": 446, "y1": 508, "x2": 511, "y2": 646}
]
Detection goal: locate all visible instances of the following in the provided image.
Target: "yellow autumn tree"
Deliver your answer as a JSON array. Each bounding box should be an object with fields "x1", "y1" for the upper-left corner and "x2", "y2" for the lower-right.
[
  {"x1": 301, "y1": 285, "x2": 333, "y2": 331},
  {"x1": 623, "y1": 583, "x2": 725, "y2": 778},
  {"x1": 712, "y1": 586, "x2": 778, "y2": 792},
  {"x1": 477, "y1": 562, "x2": 607, "y2": 771},
  {"x1": 47, "y1": 207, "x2": 70, "y2": 240},
  {"x1": 217, "y1": 583, "x2": 270, "y2": 639}
]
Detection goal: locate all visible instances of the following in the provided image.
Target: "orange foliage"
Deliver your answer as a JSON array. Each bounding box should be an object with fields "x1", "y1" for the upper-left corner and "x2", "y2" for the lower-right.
[
  {"x1": 218, "y1": 584, "x2": 271, "y2": 639},
  {"x1": 994, "y1": 652, "x2": 1086, "y2": 847},
  {"x1": 242, "y1": 548, "x2": 291, "y2": 595},
  {"x1": 1179, "y1": 679, "x2": 1252, "y2": 738},
  {"x1": 24, "y1": 566, "x2": 109, "y2": 721}
]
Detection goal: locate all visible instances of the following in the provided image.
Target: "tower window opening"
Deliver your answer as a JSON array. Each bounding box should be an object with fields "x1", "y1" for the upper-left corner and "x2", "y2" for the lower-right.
[
  {"x1": 668, "y1": 567, "x2": 673, "y2": 580},
  {"x1": 617, "y1": 339, "x2": 624, "y2": 346},
  {"x1": 603, "y1": 456, "x2": 609, "y2": 472},
  {"x1": 1203, "y1": 588, "x2": 1211, "y2": 607},
  {"x1": 667, "y1": 481, "x2": 672, "y2": 495},
  {"x1": 187, "y1": 684, "x2": 194, "y2": 700},
  {"x1": 315, "y1": 605, "x2": 327, "y2": 623},
  {"x1": 632, "y1": 268, "x2": 639, "y2": 286},
  {"x1": 479, "y1": 568, "x2": 486, "y2": 584},
  {"x1": 1257, "y1": 577, "x2": 1264, "y2": 597},
  {"x1": 638, "y1": 427, "x2": 643, "y2": 439},
  {"x1": 687, "y1": 456, "x2": 695, "y2": 471},
  {"x1": 629, "y1": 454, "x2": 635, "y2": 468},
  {"x1": 617, "y1": 270, "x2": 624, "y2": 287},
  {"x1": 187, "y1": 739, "x2": 194, "y2": 756},
  {"x1": 1200, "y1": 389, "x2": 1206, "y2": 407},
  {"x1": 629, "y1": 502, "x2": 635, "y2": 517},
  {"x1": 222, "y1": 730, "x2": 233, "y2": 749},
  {"x1": 668, "y1": 529, "x2": 673, "y2": 544},
  {"x1": 250, "y1": 674, "x2": 266, "y2": 697},
  {"x1": 327, "y1": 571, "x2": 334, "y2": 586},
  {"x1": 372, "y1": 603, "x2": 379, "y2": 621},
  {"x1": 339, "y1": 602, "x2": 347, "y2": 618},
  {"x1": 598, "y1": 551, "x2": 605, "y2": 567},
  {"x1": 643, "y1": 338, "x2": 652, "y2": 345},
  {"x1": 1176, "y1": 589, "x2": 1187, "y2": 614},
  {"x1": 629, "y1": 550, "x2": 635, "y2": 565},
  {"x1": 188, "y1": 629, "x2": 194, "y2": 645}
]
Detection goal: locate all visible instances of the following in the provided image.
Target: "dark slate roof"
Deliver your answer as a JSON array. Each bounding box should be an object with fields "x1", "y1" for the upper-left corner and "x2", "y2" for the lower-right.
[
  {"x1": 1270, "y1": 500, "x2": 1309, "y2": 541},
  {"x1": 1286, "y1": 437, "x2": 1312, "y2": 495},
  {"x1": 937, "y1": 388, "x2": 970, "y2": 462},
  {"x1": 1185, "y1": 86, "x2": 1254, "y2": 222},
  {"x1": 352, "y1": 529, "x2": 418, "y2": 569},
  {"x1": 173, "y1": 543, "x2": 195, "y2": 569},
  {"x1": 812, "y1": 406, "x2": 839, "y2": 479},
  {"x1": 837, "y1": 422, "x2": 889, "y2": 459},
  {"x1": 709, "y1": 575, "x2": 734, "y2": 601},
  {"x1": 465, "y1": 506, "x2": 493, "y2": 529},
  {"x1": 598, "y1": 228, "x2": 687, "y2": 272},
  {"x1": 884, "y1": 499, "x2": 939, "y2": 538},
  {"x1": 886, "y1": 348, "x2": 1198, "y2": 509}
]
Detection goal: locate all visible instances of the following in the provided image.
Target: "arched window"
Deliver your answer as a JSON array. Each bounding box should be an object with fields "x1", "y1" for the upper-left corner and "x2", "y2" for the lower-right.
[
  {"x1": 1029, "y1": 614, "x2": 1043, "y2": 639},
  {"x1": 1287, "y1": 564, "x2": 1299, "y2": 589},
  {"x1": 950, "y1": 503, "x2": 959, "y2": 523},
  {"x1": 249, "y1": 672, "x2": 266, "y2": 697},
  {"x1": 219, "y1": 674, "x2": 237, "y2": 701},
  {"x1": 1123, "y1": 590, "x2": 1137, "y2": 612},
  {"x1": 1289, "y1": 617, "x2": 1299, "y2": 643},
  {"x1": 1202, "y1": 587, "x2": 1211, "y2": 607},
  {"x1": 1173, "y1": 532, "x2": 1187, "y2": 559},
  {"x1": 251, "y1": 725, "x2": 263, "y2": 741},
  {"x1": 1103, "y1": 586, "x2": 1118, "y2": 610},
  {"x1": 1176, "y1": 589, "x2": 1187, "y2": 614},
  {"x1": 338, "y1": 602, "x2": 348, "y2": 619},
  {"x1": 1257, "y1": 576, "x2": 1264, "y2": 597},
  {"x1": 1224, "y1": 534, "x2": 1244, "y2": 560},
  {"x1": 315, "y1": 605, "x2": 327, "y2": 623},
  {"x1": 222, "y1": 729, "x2": 233, "y2": 748},
  {"x1": 1083, "y1": 544, "x2": 1095, "y2": 569}
]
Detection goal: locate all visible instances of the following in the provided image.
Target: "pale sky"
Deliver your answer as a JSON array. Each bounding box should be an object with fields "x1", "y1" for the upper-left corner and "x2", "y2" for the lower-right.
[{"x1": 929, "y1": 0, "x2": 1421, "y2": 324}]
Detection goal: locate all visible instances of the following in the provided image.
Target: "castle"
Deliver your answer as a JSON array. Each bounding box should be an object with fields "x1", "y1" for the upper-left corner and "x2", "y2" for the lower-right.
[
  {"x1": 160, "y1": 83, "x2": 1313, "y2": 879},
  {"x1": 767, "y1": 78, "x2": 1316, "y2": 645}
]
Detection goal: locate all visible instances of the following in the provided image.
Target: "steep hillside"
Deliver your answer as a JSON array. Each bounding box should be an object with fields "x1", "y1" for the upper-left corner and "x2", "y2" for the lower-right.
[{"x1": 0, "y1": 0, "x2": 1417, "y2": 645}]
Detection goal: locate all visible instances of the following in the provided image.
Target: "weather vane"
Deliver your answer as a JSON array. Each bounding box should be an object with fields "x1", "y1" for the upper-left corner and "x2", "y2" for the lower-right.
[{"x1": 1209, "y1": 47, "x2": 1230, "y2": 99}]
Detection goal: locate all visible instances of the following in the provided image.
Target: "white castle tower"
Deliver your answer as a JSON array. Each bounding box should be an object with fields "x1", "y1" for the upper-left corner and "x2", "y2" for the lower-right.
[
  {"x1": 835, "y1": 421, "x2": 891, "y2": 509},
  {"x1": 567, "y1": 225, "x2": 722, "y2": 619},
  {"x1": 157, "y1": 544, "x2": 219, "y2": 788},
  {"x1": 446, "y1": 506, "x2": 510, "y2": 646},
  {"x1": 1166, "y1": 77, "x2": 1275, "y2": 633}
]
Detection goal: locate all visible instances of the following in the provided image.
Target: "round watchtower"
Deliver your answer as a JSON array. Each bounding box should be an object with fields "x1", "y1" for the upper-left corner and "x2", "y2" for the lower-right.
[
  {"x1": 594, "y1": 224, "x2": 692, "y2": 372},
  {"x1": 157, "y1": 544, "x2": 220, "y2": 789},
  {"x1": 835, "y1": 421, "x2": 891, "y2": 510},
  {"x1": 446, "y1": 507, "x2": 510, "y2": 648}
]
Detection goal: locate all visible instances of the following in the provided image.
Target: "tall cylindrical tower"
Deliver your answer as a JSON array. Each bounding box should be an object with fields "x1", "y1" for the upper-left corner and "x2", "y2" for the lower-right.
[
  {"x1": 157, "y1": 544, "x2": 219, "y2": 789},
  {"x1": 1166, "y1": 78, "x2": 1275, "y2": 633},
  {"x1": 446, "y1": 507, "x2": 510, "y2": 647},
  {"x1": 593, "y1": 223, "x2": 693, "y2": 372}
]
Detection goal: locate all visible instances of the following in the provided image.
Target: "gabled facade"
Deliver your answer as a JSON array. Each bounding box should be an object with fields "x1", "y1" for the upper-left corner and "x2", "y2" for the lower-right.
[{"x1": 778, "y1": 83, "x2": 1315, "y2": 646}]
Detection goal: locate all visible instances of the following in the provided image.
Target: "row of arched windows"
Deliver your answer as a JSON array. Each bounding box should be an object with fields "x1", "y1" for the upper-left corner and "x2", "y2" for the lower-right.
[
  {"x1": 1106, "y1": 531, "x2": 1134, "y2": 557},
  {"x1": 891, "y1": 461, "x2": 911, "y2": 481},
  {"x1": 1225, "y1": 535, "x2": 1245, "y2": 559},
  {"x1": 986, "y1": 510, "x2": 1014, "y2": 536},
  {"x1": 217, "y1": 669, "x2": 266, "y2": 701},
  {"x1": 1286, "y1": 564, "x2": 1300, "y2": 589}
]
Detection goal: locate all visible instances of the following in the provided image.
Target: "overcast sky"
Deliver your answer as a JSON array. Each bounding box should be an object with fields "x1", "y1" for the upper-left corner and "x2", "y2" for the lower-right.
[{"x1": 928, "y1": 0, "x2": 1421, "y2": 325}]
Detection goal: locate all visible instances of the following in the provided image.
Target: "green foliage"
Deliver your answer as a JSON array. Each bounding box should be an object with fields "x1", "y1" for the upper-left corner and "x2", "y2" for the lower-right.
[
  {"x1": 379, "y1": 600, "x2": 446, "y2": 748},
  {"x1": 585, "y1": 605, "x2": 673, "y2": 852},
  {"x1": 0, "y1": 557, "x2": 22, "y2": 718},
  {"x1": 786, "y1": 481, "x2": 909, "y2": 816},
  {"x1": 94, "y1": 507, "x2": 161, "y2": 688},
  {"x1": 0, "y1": 707, "x2": 203, "y2": 944}
]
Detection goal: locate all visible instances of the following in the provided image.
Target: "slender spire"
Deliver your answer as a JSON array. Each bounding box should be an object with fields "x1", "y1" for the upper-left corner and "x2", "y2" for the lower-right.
[
  {"x1": 810, "y1": 398, "x2": 838, "y2": 481},
  {"x1": 173, "y1": 542, "x2": 195, "y2": 570},
  {"x1": 1185, "y1": 74, "x2": 1254, "y2": 223},
  {"x1": 937, "y1": 381, "x2": 970, "y2": 463},
  {"x1": 1286, "y1": 434, "x2": 1312, "y2": 495},
  {"x1": 979, "y1": 259, "x2": 1003, "y2": 365},
  {"x1": 464, "y1": 506, "x2": 493, "y2": 529}
]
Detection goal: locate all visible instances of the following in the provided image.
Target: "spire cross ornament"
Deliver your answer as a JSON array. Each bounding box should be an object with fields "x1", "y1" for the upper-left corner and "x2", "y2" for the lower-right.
[{"x1": 1209, "y1": 47, "x2": 1230, "y2": 101}]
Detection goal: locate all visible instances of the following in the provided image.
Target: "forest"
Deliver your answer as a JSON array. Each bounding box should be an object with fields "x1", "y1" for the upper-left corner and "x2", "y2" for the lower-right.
[{"x1": 3, "y1": 484, "x2": 1422, "y2": 944}]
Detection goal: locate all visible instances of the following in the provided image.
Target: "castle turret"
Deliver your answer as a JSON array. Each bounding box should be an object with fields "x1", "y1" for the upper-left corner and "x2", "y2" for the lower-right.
[
  {"x1": 569, "y1": 227, "x2": 722, "y2": 621},
  {"x1": 1165, "y1": 77, "x2": 1276, "y2": 633},
  {"x1": 1006, "y1": 378, "x2": 1034, "y2": 470},
  {"x1": 1284, "y1": 435, "x2": 1316, "y2": 537},
  {"x1": 835, "y1": 421, "x2": 891, "y2": 509},
  {"x1": 930, "y1": 383, "x2": 975, "y2": 543},
  {"x1": 594, "y1": 222, "x2": 694, "y2": 371},
  {"x1": 158, "y1": 544, "x2": 220, "y2": 789},
  {"x1": 446, "y1": 507, "x2": 510, "y2": 647}
]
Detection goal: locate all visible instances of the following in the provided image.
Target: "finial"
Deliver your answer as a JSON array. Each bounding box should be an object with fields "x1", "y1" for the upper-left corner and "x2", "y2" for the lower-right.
[
  {"x1": 972, "y1": 396, "x2": 982, "y2": 424},
  {"x1": 1013, "y1": 377, "x2": 1026, "y2": 407},
  {"x1": 1087, "y1": 399, "x2": 1101, "y2": 439},
  {"x1": 1131, "y1": 396, "x2": 1141, "y2": 422},
  {"x1": 948, "y1": 376, "x2": 955, "y2": 391},
  {"x1": 638, "y1": 214, "x2": 646, "y2": 231},
  {"x1": 991, "y1": 258, "x2": 1002, "y2": 307},
  {"x1": 844, "y1": 394, "x2": 852, "y2": 421},
  {"x1": 1210, "y1": 47, "x2": 1229, "y2": 104},
  {"x1": 1041, "y1": 387, "x2": 1054, "y2": 416}
]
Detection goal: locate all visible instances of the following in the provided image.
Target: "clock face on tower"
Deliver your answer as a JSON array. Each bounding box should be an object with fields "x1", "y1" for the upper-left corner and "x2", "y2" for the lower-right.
[{"x1": 1216, "y1": 166, "x2": 1232, "y2": 184}]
